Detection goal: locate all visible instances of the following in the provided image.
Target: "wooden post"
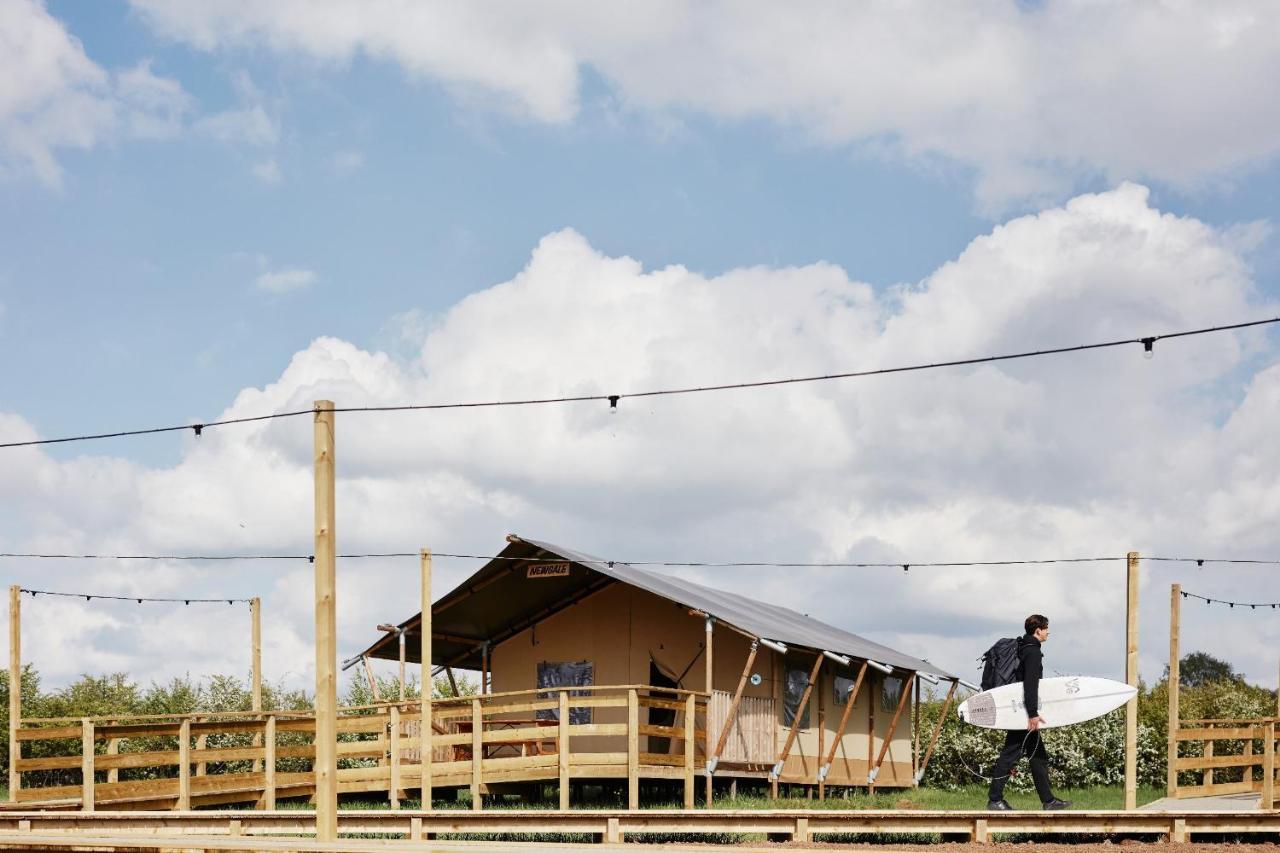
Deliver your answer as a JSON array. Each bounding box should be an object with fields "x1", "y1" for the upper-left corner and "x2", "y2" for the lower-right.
[
  {"x1": 398, "y1": 630, "x2": 406, "y2": 702},
  {"x1": 195, "y1": 733, "x2": 207, "y2": 776},
  {"x1": 80, "y1": 719, "x2": 94, "y2": 812},
  {"x1": 1124, "y1": 550, "x2": 1139, "y2": 811},
  {"x1": 817, "y1": 677, "x2": 826, "y2": 801},
  {"x1": 106, "y1": 737, "x2": 118, "y2": 784},
  {"x1": 704, "y1": 616, "x2": 714, "y2": 807},
  {"x1": 1260, "y1": 720, "x2": 1276, "y2": 809},
  {"x1": 912, "y1": 675, "x2": 921, "y2": 786},
  {"x1": 313, "y1": 399, "x2": 338, "y2": 842},
  {"x1": 481, "y1": 643, "x2": 489, "y2": 695},
  {"x1": 558, "y1": 690, "x2": 570, "y2": 810},
  {"x1": 870, "y1": 673, "x2": 916, "y2": 782},
  {"x1": 1203, "y1": 736, "x2": 1213, "y2": 787},
  {"x1": 821, "y1": 661, "x2": 869, "y2": 783},
  {"x1": 867, "y1": 673, "x2": 877, "y2": 793},
  {"x1": 251, "y1": 596, "x2": 263, "y2": 775},
  {"x1": 711, "y1": 641, "x2": 758, "y2": 771},
  {"x1": 772, "y1": 653, "x2": 824, "y2": 783},
  {"x1": 263, "y1": 715, "x2": 276, "y2": 810},
  {"x1": 917, "y1": 680, "x2": 958, "y2": 782},
  {"x1": 420, "y1": 548, "x2": 433, "y2": 811},
  {"x1": 389, "y1": 705, "x2": 401, "y2": 810},
  {"x1": 627, "y1": 688, "x2": 639, "y2": 809},
  {"x1": 470, "y1": 697, "x2": 483, "y2": 810},
  {"x1": 362, "y1": 655, "x2": 381, "y2": 702},
  {"x1": 683, "y1": 692, "x2": 696, "y2": 808},
  {"x1": 177, "y1": 718, "x2": 191, "y2": 810},
  {"x1": 1168, "y1": 583, "x2": 1180, "y2": 797},
  {"x1": 8, "y1": 585, "x2": 20, "y2": 800}
]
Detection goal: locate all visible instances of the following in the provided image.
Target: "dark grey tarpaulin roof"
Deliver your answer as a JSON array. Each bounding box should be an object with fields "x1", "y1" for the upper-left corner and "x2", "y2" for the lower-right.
[{"x1": 360, "y1": 535, "x2": 953, "y2": 679}]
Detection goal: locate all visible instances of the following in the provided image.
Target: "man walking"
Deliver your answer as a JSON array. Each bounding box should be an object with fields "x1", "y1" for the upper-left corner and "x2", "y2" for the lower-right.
[{"x1": 987, "y1": 614, "x2": 1071, "y2": 811}]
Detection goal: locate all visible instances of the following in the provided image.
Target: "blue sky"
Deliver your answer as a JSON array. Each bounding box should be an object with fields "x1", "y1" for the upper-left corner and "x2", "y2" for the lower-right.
[{"x1": 3, "y1": 1, "x2": 1280, "y2": 689}]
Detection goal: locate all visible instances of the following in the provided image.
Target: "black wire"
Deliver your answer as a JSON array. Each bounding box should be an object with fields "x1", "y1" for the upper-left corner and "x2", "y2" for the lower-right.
[
  {"x1": 20, "y1": 587, "x2": 252, "y2": 605},
  {"x1": 2, "y1": 316, "x2": 1276, "y2": 450},
  {"x1": 1180, "y1": 590, "x2": 1280, "y2": 609},
  {"x1": 1147, "y1": 556, "x2": 1280, "y2": 565}
]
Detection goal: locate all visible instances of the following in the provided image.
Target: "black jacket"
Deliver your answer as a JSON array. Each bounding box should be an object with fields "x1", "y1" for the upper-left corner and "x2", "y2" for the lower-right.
[{"x1": 1018, "y1": 634, "x2": 1044, "y2": 718}]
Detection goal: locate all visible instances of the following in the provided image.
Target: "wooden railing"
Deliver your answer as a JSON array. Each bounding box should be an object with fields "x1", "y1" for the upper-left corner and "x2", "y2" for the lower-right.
[
  {"x1": 11, "y1": 685, "x2": 708, "y2": 811},
  {"x1": 1172, "y1": 717, "x2": 1276, "y2": 806}
]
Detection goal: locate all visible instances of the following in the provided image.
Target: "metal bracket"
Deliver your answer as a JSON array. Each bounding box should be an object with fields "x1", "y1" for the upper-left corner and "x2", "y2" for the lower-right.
[
  {"x1": 867, "y1": 767, "x2": 880, "y2": 784},
  {"x1": 817, "y1": 763, "x2": 830, "y2": 782},
  {"x1": 706, "y1": 757, "x2": 718, "y2": 776},
  {"x1": 770, "y1": 760, "x2": 784, "y2": 779}
]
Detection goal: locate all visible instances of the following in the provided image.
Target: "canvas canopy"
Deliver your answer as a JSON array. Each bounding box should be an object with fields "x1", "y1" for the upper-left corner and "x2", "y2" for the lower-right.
[{"x1": 360, "y1": 535, "x2": 954, "y2": 679}]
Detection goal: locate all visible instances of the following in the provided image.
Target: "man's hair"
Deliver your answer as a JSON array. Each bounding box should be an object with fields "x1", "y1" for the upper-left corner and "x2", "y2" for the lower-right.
[{"x1": 1025, "y1": 614, "x2": 1049, "y2": 634}]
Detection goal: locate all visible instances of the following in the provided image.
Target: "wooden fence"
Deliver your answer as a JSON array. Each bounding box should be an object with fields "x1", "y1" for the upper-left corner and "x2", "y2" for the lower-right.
[
  {"x1": 1172, "y1": 717, "x2": 1276, "y2": 806},
  {"x1": 10, "y1": 685, "x2": 707, "y2": 812}
]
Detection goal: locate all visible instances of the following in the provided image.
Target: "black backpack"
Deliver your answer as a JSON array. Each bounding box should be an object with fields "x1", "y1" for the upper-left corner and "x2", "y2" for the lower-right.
[{"x1": 980, "y1": 638, "x2": 1023, "y2": 690}]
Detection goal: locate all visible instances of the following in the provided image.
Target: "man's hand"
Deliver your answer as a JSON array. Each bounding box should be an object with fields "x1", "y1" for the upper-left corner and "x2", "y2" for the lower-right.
[{"x1": 1027, "y1": 716, "x2": 1042, "y2": 732}]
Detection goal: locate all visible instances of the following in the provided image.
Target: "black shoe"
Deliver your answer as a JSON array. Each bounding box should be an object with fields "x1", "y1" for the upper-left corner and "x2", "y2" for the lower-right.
[
  {"x1": 987, "y1": 799, "x2": 1015, "y2": 811},
  {"x1": 1042, "y1": 798, "x2": 1071, "y2": 810}
]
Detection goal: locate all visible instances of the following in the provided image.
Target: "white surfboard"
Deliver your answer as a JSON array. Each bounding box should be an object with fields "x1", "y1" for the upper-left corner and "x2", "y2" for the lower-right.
[{"x1": 956, "y1": 676, "x2": 1136, "y2": 730}]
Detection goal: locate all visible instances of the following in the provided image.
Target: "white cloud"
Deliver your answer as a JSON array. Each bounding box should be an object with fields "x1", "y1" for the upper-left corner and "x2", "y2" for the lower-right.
[
  {"x1": 195, "y1": 71, "x2": 278, "y2": 147},
  {"x1": 0, "y1": 0, "x2": 190, "y2": 186},
  {"x1": 128, "y1": 1, "x2": 1280, "y2": 209},
  {"x1": 3, "y1": 184, "x2": 1280, "y2": 689},
  {"x1": 251, "y1": 158, "x2": 281, "y2": 184},
  {"x1": 255, "y1": 267, "x2": 315, "y2": 293}
]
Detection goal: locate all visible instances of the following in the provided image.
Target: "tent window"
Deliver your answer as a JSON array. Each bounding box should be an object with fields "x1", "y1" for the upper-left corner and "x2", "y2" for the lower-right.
[
  {"x1": 881, "y1": 675, "x2": 904, "y2": 712},
  {"x1": 833, "y1": 673, "x2": 856, "y2": 706},
  {"x1": 782, "y1": 663, "x2": 813, "y2": 728},
  {"x1": 536, "y1": 660, "x2": 594, "y2": 724}
]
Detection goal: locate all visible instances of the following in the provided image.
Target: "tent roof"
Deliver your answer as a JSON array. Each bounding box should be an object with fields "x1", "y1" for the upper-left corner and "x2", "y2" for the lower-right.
[{"x1": 358, "y1": 535, "x2": 954, "y2": 679}]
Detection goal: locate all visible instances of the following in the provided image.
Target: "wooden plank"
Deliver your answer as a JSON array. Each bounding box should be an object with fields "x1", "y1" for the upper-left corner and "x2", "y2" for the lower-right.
[
  {"x1": 917, "y1": 679, "x2": 957, "y2": 781},
  {"x1": 8, "y1": 585, "x2": 19, "y2": 801},
  {"x1": 420, "y1": 547, "x2": 432, "y2": 812},
  {"x1": 470, "y1": 698, "x2": 482, "y2": 810},
  {"x1": 567, "y1": 723, "x2": 628, "y2": 737},
  {"x1": 313, "y1": 398, "x2": 338, "y2": 843},
  {"x1": 389, "y1": 705, "x2": 401, "y2": 810},
  {"x1": 704, "y1": 615, "x2": 713, "y2": 804},
  {"x1": 14, "y1": 755, "x2": 85, "y2": 772},
  {"x1": 1124, "y1": 550, "x2": 1139, "y2": 811},
  {"x1": 177, "y1": 718, "x2": 190, "y2": 810},
  {"x1": 867, "y1": 671, "x2": 876, "y2": 793},
  {"x1": 1168, "y1": 583, "x2": 1180, "y2": 797},
  {"x1": 558, "y1": 690, "x2": 570, "y2": 810},
  {"x1": 251, "y1": 595, "x2": 262, "y2": 774},
  {"x1": 684, "y1": 693, "x2": 696, "y2": 809},
  {"x1": 638, "y1": 696, "x2": 692, "y2": 713},
  {"x1": 106, "y1": 736, "x2": 118, "y2": 785},
  {"x1": 262, "y1": 715, "x2": 276, "y2": 810},
  {"x1": 80, "y1": 719, "x2": 94, "y2": 813},
  {"x1": 16, "y1": 726, "x2": 82, "y2": 741},
  {"x1": 1175, "y1": 753, "x2": 1264, "y2": 771},
  {"x1": 1177, "y1": 726, "x2": 1262, "y2": 740},
  {"x1": 627, "y1": 688, "x2": 639, "y2": 809},
  {"x1": 1263, "y1": 721, "x2": 1274, "y2": 809},
  {"x1": 871, "y1": 672, "x2": 916, "y2": 782}
]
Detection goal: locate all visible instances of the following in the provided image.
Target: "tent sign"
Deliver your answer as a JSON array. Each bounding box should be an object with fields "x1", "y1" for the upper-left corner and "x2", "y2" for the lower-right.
[{"x1": 527, "y1": 562, "x2": 571, "y2": 579}]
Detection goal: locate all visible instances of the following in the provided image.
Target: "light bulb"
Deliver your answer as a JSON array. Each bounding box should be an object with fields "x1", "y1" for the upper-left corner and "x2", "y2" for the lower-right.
[{"x1": 1141, "y1": 337, "x2": 1155, "y2": 359}]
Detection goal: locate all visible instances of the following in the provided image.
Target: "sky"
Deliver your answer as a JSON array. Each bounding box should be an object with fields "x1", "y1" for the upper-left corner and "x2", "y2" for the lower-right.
[{"x1": 2, "y1": 0, "x2": 1280, "y2": 698}]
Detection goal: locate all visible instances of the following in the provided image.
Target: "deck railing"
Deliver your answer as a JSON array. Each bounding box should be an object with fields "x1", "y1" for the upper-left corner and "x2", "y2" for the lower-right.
[
  {"x1": 11, "y1": 685, "x2": 708, "y2": 811},
  {"x1": 1172, "y1": 717, "x2": 1276, "y2": 807}
]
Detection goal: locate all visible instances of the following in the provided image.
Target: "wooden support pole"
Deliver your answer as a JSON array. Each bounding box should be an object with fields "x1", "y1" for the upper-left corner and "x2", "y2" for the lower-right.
[
  {"x1": 389, "y1": 705, "x2": 401, "y2": 810},
  {"x1": 80, "y1": 719, "x2": 94, "y2": 812},
  {"x1": 917, "y1": 680, "x2": 958, "y2": 782},
  {"x1": 912, "y1": 675, "x2": 921, "y2": 786},
  {"x1": 195, "y1": 733, "x2": 207, "y2": 776},
  {"x1": 445, "y1": 667, "x2": 458, "y2": 698},
  {"x1": 817, "y1": 677, "x2": 826, "y2": 800},
  {"x1": 8, "y1": 585, "x2": 20, "y2": 800},
  {"x1": 362, "y1": 655, "x2": 381, "y2": 702},
  {"x1": 1124, "y1": 550, "x2": 1139, "y2": 811},
  {"x1": 481, "y1": 643, "x2": 490, "y2": 695},
  {"x1": 262, "y1": 715, "x2": 276, "y2": 810},
  {"x1": 420, "y1": 548, "x2": 433, "y2": 811},
  {"x1": 821, "y1": 660, "x2": 869, "y2": 782},
  {"x1": 867, "y1": 673, "x2": 877, "y2": 793},
  {"x1": 772, "y1": 653, "x2": 823, "y2": 781},
  {"x1": 1168, "y1": 583, "x2": 1181, "y2": 798},
  {"x1": 106, "y1": 738, "x2": 118, "y2": 785},
  {"x1": 398, "y1": 630, "x2": 406, "y2": 702},
  {"x1": 177, "y1": 718, "x2": 191, "y2": 810},
  {"x1": 683, "y1": 692, "x2": 696, "y2": 809},
  {"x1": 627, "y1": 688, "x2": 639, "y2": 809},
  {"x1": 1263, "y1": 720, "x2": 1275, "y2": 810},
  {"x1": 870, "y1": 673, "x2": 916, "y2": 782},
  {"x1": 251, "y1": 596, "x2": 263, "y2": 774},
  {"x1": 313, "y1": 399, "x2": 338, "y2": 842},
  {"x1": 711, "y1": 641, "x2": 758, "y2": 770},
  {"x1": 470, "y1": 698, "x2": 483, "y2": 810},
  {"x1": 703, "y1": 616, "x2": 714, "y2": 807},
  {"x1": 558, "y1": 690, "x2": 570, "y2": 810}
]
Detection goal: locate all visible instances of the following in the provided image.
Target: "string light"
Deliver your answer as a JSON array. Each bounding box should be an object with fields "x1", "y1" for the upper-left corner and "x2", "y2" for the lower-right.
[
  {"x1": 1180, "y1": 590, "x2": 1280, "y2": 609},
  {"x1": 2, "y1": 316, "x2": 1276, "y2": 450},
  {"x1": 21, "y1": 588, "x2": 253, "y2": 605}
]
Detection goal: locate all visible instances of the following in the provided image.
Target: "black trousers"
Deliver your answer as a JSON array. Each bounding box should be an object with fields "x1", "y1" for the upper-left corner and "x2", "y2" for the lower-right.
[{"x1": 987, "y1": 729, "x2": 1054, "y2": 803}]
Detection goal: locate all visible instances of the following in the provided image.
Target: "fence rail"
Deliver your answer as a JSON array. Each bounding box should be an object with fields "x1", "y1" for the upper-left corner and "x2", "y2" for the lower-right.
[
  {"x1": 11, "y1": 686, "x2": 708, "y2": 812},
  {"x1": 1171, "y1": 718, "x2": 1275, "y2": 806}
]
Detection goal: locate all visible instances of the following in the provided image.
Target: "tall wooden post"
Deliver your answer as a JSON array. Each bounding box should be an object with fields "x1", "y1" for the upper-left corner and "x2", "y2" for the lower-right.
[
  {"x1": 1124, "y1": 551, "x2": 1139, "y2": 811},
  {"x1": 704, "y1": 616, "x2": 713, "y2": 806},
  {"x1": 1167, "y1": 583, "x2": 1180, "y2": 797},
  {"x1": 8, "y1": 585, "x2": 20, "y2": 800},
  {"x1": 313, "y1": 400, "x2": 337, "y2": 842},
  {"x1": 867, "y1": 674, "x2": 877, "y2": 793},
  {"x1": 398, "y1": 630, "x2": 406, "y2": 701},
  {"x1": 251, "y1": 596, "x2": 263, "y2": 774},
  {"x1": 420, "y1": 548, "x2": 432, "y2": 810},
  {"x1": 80, "y1": 719, "x2": 94, "y2": 812}
]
